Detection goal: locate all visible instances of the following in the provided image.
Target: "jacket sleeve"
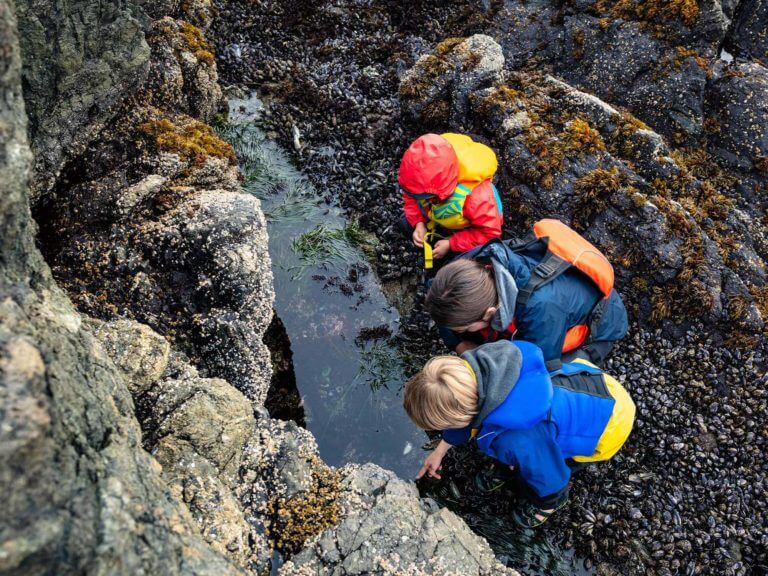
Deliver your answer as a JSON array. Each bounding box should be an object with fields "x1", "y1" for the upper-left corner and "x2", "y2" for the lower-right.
[
  {"x1": 491, "y1": 424, "x2": 571, "y2": 500},
  {"x1": 442, "y1": 426, "x2": 473, "y2": 446},
  {"x1": 514, "y1": 298, "x2": 569, "y2": 362},
  {"x1": 447, "y1": 182, "x2": 503, "y2": 253},
  {"x1": 402, "y1": 192, "x2": 428, "y2": 228}
]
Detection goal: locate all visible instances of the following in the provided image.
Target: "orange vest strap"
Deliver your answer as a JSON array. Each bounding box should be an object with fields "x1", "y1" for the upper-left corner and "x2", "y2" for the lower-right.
[{"x1": 532, "y1": 219, "x2": 614, "y2": 298}]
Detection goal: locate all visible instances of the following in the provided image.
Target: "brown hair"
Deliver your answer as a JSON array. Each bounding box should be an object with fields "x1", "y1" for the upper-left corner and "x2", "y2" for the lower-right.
[
  {"x1": 403, "y1": 356, "x2": 479, "y2": 430},
  {"x1": 425, "y1": 260, "x2": 498, "y2": 327}
]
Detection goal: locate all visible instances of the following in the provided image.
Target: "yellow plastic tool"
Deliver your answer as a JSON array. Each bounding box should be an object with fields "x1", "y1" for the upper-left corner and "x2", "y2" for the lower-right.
[
  {"x1": 423, "y1": 222, "x2": 443, "y2": 270},
  {"x1": 424, "y1": 238, "x2": 434, "y2": 270}
]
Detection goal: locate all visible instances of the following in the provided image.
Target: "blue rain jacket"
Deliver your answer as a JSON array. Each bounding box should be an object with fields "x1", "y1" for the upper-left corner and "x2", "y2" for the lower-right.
[
  {"x1": 439, "y1": 239, "x2": 628, "y2": 361},
  {"x1": 443, "y1": 341, "x2": 615, "y2": 500}
]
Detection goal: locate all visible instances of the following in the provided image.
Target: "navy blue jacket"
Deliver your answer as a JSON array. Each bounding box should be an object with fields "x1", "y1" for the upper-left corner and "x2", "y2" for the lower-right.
[{"x1": 439, "y1": 239, "x2": 628, "y2": 362}]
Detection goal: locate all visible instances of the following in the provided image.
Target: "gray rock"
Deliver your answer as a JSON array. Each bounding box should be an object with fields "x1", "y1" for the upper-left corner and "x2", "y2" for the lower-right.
[
  {"x1": 85, "y1": 317, "x2": 171, "y2": 395},
  {"x1": 705, "y1": 61, "x2": 768, "y2": 173},
  {"x1": 237, "y1": 417, "x2": 323, "y2": 573},
  {"x1": 160, "y1": 188, "x2": 275, "y2": 402},
  {"x1": 240, "y1": 417, "x2": 318, "y2": 501},
  {"x1": 145, "y1": 17, "x2": 223, "y2": 121},
  {"x1": 142, "y1": 371, "x2": 255, "y2": 483},
  {"x1": 282, "y1": 464, "x2": 518, "y2": 576},
  {"x1": 90, "y1": 317, "x2": 272, "y2": 570},
  {"x1": 0, "y1": 3, "x2": 242, "y2": 573},
  {"x1": 15, "y1": 0, "x2": 151, "y2": 199},
  {"x1": 38, "y1": 106, "x2": 273, "y2": 406},
  {"x1": 16, "y1": 1, "x2": 267, "y2": 402},
  {"x1": 726, "y1": 0, "x2": 768, "y2": 60},
  {"x1": 136, "y1": 0, "x2": 215, "y2": 30},
  {"x1": 154, "y1": 442, "x2": 259, "y2": 568},
  {"x1": 487, "y1": 0, "x2": 730, "y2": 144},
  {"x1": 400, "y1": 34, "x2": 504, "y2": 128}
]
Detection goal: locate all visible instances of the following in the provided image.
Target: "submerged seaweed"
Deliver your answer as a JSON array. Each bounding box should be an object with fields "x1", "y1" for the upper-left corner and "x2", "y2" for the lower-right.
[{"x1": 289, "y1": 223, "x2": 370, "y2": 279}]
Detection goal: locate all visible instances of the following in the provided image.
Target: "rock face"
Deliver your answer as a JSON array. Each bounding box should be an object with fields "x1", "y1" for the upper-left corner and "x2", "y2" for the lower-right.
[
  {"x1": 726, "y1": 0, "x2": 768, "y2": 59},
  {"x1": 283, "y1": 465, "x2": 516, "y2": 576},
  {"x1": 481, "y1": 0, "x2": 768, "y2": 191},
  {"x1": 90, "y1": 318, "x2": 267, "y2": 569},
  {"x1": 15, "y1": 0, "x2": 151, "y2": 198},
  {"x1": 481, "y1": 1, "x2": 715, "y2": 144},
  {"x1": 87, "y1": 317, "x2": 513, "y2": 576},
  {"x1": 705, "y1": 61, "x2": 768, "y2": 173},
  {"x1": 27, "y1": 0, "x2": 274, "y2": 402},
  {"x1": 400, "y1": 34, "x2": 504, "y2": 127},
  {"x1": 0, "y1": 2, "x2": 241, "y2": 573},
  {"x1": 145, "y1": 17, "x2": 223, "y2": 120}
]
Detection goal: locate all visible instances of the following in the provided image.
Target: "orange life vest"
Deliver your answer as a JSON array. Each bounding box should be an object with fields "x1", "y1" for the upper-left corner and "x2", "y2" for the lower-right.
[{"x1": 482, "y1": 219, "x2": 615, "y2": 353}]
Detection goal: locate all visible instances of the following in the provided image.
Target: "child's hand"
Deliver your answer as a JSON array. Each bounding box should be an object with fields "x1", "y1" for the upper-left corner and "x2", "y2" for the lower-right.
[
  {"x1": 432, "y1": 239, "x2": 451, "y2": 259},
  {"x1": 416, "y1": 440, "x2": 452, "y2": 480},
  {"x1": 416, "y1": 450, "x2": 445, "y2": 480},
  {"x1": 412, "y1": 222, "x2": 427, "y2": 248}
]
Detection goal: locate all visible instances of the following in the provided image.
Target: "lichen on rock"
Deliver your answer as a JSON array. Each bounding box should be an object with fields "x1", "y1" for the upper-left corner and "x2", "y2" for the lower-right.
[{"x1": 140, "y1": 116, "x2": 236, "y2": 166}]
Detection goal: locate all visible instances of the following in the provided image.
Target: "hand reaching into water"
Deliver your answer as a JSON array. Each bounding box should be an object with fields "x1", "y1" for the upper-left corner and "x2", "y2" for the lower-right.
[{"x1": 416, "y1": 439, "x2": 452, "y2": 480}]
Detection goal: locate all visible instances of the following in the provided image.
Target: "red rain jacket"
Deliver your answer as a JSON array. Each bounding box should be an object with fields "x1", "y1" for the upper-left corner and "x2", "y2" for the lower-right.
[
  {"x1": 401, "y1": 183, "x2": 502, "y2": 253},
  {"x1": 399, "y1": 133, "x2": 503, "y2": 253}
]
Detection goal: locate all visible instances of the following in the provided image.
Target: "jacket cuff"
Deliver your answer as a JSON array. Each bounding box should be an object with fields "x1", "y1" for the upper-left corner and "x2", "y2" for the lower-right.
[{"x1": 442, "y1": 427, "x2": 472, "y2": 446}]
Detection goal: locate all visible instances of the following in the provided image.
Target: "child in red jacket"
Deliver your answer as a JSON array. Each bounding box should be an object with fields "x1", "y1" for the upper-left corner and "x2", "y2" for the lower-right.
[{"x1": 399, "y1": 133, "x2": 503, "y2": 267}]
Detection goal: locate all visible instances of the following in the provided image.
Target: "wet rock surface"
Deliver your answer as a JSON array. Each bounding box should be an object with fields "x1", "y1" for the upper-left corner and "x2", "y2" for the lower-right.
[
  {"x1": 0, "y1": 3, "x2": 242, "y2": 573},
  {"x1": 705, "y1": 61, "x2": 768, "y2": 173},
  {"x1": 282, "y1": 464, "x2": 518, "y2": 576},
  {"x1": 213, "y1": 2, "x2": 767, "y2": 574}
]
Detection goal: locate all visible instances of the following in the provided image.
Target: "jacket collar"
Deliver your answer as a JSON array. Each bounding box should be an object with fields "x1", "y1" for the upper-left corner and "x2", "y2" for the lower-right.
[{"x1": 461, "y1": 341, "x2": 523, "y2": 428}]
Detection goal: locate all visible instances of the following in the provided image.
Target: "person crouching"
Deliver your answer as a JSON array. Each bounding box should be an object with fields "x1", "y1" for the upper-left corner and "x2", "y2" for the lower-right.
[
  {"x1": 399, "y1": 133, "x2": 503, "y2": 268},
  {"x1": 403, "y1": 340, "x2": 635, "y2": 527}
]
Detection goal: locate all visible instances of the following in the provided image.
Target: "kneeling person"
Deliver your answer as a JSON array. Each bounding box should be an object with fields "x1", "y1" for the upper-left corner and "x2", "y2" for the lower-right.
[
  {"x1": 426, "y1": 219, "x2": 629, "y2": 365},
  {"x1": 404, "y1": 340, "x2": 635, "y2": 527},
  {"x1": 399, "y1": 132, "x2": 503, "y2": 267}
]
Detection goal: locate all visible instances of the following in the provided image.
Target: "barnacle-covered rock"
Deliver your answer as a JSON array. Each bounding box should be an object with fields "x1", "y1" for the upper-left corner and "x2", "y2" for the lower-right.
[
  {"x1": 725, "y1": 0, "x2": 768, "y2": 59},
  {"x1": 482, "y1": 0, "x2": 730, "y2": 146},
  {"x1": 38, "y1": 104, "x2": 273, "y2": 403},
  {"x1": 400, "y1": 34, "x2": 504, "y2": 128},
  {"x1": 145, "y1": 17, "x2": 223, "y2": 120},
  {"x1": 705, "y1": 61, "x2": 768, "y2": 174},
  {"x1": 281, "y1": 464, "x2": 518, "y2": 576},
  {"x1": 84, "y1": 317, "x2": 171, "y2": 394}
]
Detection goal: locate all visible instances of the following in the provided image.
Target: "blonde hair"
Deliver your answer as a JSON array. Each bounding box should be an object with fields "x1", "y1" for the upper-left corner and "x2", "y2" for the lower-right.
[{"x1": 403, "y1": 356, "x2": 478, "y2": 430}]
